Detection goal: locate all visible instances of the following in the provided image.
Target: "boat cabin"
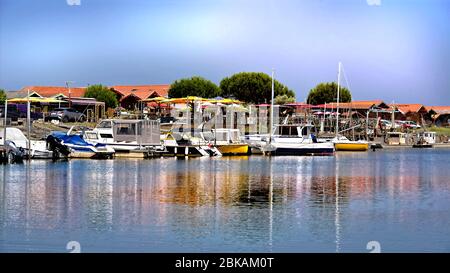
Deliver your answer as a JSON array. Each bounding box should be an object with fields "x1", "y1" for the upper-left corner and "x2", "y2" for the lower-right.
[
  {"x1": 86, "y1": 119, "x2": 160, "y2": 145},
  {"x1": 417, "y1": 131, "x2": 436, "y2": 144},
  {"x1": 273, "y1": 124, "x2": 316, "y2": 138},
  {"x1": 386, "y1": 132, "x2": 407, "y2": 145},
  {"x1": 212, "y1": 128, "x2": 241, "y2": 144}
]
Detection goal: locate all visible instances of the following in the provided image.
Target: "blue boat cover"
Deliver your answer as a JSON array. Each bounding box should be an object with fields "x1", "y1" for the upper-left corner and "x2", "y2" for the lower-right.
[{"x1": 51, "y1": 132, "x2": 106, "y2": 147}]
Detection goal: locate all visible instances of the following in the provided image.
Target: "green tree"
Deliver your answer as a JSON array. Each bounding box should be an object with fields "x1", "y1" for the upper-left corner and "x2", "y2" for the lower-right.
[
  {"x1": 220, "y1": 72, "x2": 295, "y2": 104},
  {"x1": 84, "y1": 84, "x2": 118, "y2": 109},
  {"x1": 169, "y1": 76, "x2": 221, "y2": 98},
  {"x1": 307, "y1": 82, "x2": 351, "y2": 105},
  {"x1": 274, "y1": 94, "x2": 296, "y2": 105},
  {"x1": 0, "y1": 89, "x2": 6, "y2": 103}
]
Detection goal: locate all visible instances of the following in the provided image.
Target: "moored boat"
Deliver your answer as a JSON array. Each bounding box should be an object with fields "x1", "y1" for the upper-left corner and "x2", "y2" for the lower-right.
[
  {"x1": 161, "y1": 132, "x2": 221, "y2": 157},
  {"x1": 332, "y1": 136, "x2": 369, "y2": 151},
  {"x1": 261, "y1": 124, "x2": 335, "y2": 156},
  {"x1": 0, "y1": 128, "x2": 53, "y2": 159},
  {"x1": 210, "y1": 128, "x2": 249, "y2": 155},
  {"x1": 83, "y1": 119, "x2": 163, "y2": 158},
  {"x1": 0, "y1": 140, "x2": 24, "y2": 164},
  {"x1": 47, "y1": 130, "x2": 115, "y2": 159}
]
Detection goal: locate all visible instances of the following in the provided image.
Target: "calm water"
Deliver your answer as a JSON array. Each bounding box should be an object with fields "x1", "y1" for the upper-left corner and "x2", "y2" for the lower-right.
[{"x1": 1, "y1": 149, "x2": 450, "y2": 253}]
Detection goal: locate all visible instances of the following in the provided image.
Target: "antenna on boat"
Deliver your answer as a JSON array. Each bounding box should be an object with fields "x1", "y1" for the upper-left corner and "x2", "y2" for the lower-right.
[
  {"x1": 269, "y1": 68, "x2": 275, "y2": 144},
  {"x1": 336, "y1": 62, "x2": 341, "y2": 137},
  {"x1": 27, "y1": 88, "x2": 31, "y2": 160},
  {"x1": 3, "y1": 99, "x2": 7, "y2": 144}
]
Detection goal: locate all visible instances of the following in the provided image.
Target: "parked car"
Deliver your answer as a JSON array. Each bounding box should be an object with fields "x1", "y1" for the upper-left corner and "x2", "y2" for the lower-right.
[
  {"x1": 380, "y1": 119, "x2": 401, "y2": 130},
  {"x1": 396, "y1": 120, "x2": 421, "y2": 129},
  {"x1": 45, "y1": 108, "x2": 86, "y2": 123},
  {"x1": 380, "y1": 119, "x2": 393, "y2": 130},
  {"x1": 0, "y1": 104, "x2": 21, "y2": 121}
]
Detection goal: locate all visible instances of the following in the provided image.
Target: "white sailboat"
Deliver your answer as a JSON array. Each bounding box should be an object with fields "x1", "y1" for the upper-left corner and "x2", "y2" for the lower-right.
[
  {"x1": 332, "y1": 62, "x2": 369, "y2": 151},
  {"x1": 260, "y1": 70, "x2": 335, "y2": 156}
]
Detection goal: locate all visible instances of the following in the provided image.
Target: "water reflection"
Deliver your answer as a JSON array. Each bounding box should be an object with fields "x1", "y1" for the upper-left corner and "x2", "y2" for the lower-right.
[{"x1": 1, "y1": 149, "x2": 450, "y2": 252}]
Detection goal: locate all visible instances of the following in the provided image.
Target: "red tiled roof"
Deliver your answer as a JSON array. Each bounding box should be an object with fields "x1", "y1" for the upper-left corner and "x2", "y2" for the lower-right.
[
  {"x1": 316, "y1": 100, "x2": 388, "y2": 110},
  {"x1": 389, "y1": 104, "x2": 427, "y2": 114},
  {"x1": 111, "y1": 85, "x2": 170, "y2": 101},
  {"x1": 20, "y1": 86, "x2": 86, "y2": 98},
  {"x1": 427, "y1": 106, "x2": 450, "y2": 115},
  {"x1": 285, "y1": 102, "x2": 313, "y2": 108}
]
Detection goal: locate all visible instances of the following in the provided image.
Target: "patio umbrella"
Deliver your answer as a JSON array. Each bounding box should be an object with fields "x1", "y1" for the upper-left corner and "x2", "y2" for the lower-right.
[
  {"x1": 140, "y1": 96, "x2": 167, "y2": 102},
  {"x1": 8, "y1": 97, "x2": 63, "y2": 103}
]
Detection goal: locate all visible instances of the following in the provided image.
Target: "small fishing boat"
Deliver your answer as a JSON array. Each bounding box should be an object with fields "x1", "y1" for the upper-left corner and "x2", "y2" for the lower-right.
[
  {"x1": 0, "y1": 128, "x2": 53, "y2": 159},
  {"x1": 385, "y1": 132, "x2": 407, "y2": 145},
  {"x1": 208, "y1": 128, "x2": 249, "y2": 155},
  {"x1": 83, "y1": 119, "x2": 163, "y2": 158},
  {"x1": 160, "y1": 120, "x2": 221, "y2": 157},
  {"x1": 161, "y1": 132, "x2": 221, "y2": 157},
  {"x1": 332, "y1": 136, "x2": 369, "y2": 151},
  {"x1": 47, "y1": 130, "x2": 115, "y2": 159},
  {"x1": 412, "y1": 131, "x2": 435, "y2": 148}
]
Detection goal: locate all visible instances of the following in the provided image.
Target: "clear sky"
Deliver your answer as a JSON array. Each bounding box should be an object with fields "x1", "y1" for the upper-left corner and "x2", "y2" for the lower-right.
[{"x1": 0, "y1": 0, "x2": 449, "y2": 105}]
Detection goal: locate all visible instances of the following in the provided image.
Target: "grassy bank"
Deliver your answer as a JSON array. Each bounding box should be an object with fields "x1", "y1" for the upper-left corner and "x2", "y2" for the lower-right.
[{"x1": 428, "y1": 126, "x2": 450, "y2": 136}]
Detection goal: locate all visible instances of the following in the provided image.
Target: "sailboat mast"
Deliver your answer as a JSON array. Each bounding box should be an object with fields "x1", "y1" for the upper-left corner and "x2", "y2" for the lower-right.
[
  {"x1": 27, "y1": 88, "x2": 31, "y2": 159},
  {"x1": 269, "y1": 69, "x2": 275, "y2": 144},
  {"x1": 335, "y1": 62, "x2": 341, "y2": 137},
  {"x1": 3, "y1": 99, "x2": 7, "y2": 143}
]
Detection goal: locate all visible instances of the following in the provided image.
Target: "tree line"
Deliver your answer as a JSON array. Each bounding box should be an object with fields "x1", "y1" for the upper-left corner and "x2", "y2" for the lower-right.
[
  {"x1": 0, "y1": 73, "x2": 351, "y2": 107},
  {"x1": 168, "y1": 72, "x2": 351, "y2": 105}
]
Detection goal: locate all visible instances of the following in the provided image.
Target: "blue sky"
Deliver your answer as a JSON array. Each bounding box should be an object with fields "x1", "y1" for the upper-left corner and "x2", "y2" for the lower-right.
[{"x1": 0, "y1": 0, "x2": 449, "y2": 105}]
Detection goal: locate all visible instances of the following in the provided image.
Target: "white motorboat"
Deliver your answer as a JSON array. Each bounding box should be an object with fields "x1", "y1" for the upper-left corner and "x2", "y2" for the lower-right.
[
  {"x1": 83, "y1": 119, "x2": 163, "y2": 158},
  {"x1": 0, "y1": 127, "x2": 53, "y2": 159},
  {"x1": 261, "y1": 124, "x2": 335, "y2": 156}
]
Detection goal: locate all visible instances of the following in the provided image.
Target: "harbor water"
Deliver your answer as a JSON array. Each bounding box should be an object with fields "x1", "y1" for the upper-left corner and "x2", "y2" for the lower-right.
[{"x1": 1, "y1": 148, "x2": 450, "y2": 252}]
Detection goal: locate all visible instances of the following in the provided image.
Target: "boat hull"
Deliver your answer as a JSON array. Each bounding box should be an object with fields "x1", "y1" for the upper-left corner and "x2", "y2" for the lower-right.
[
  {"x1": 69, "y1": 149, "x2": 114, "y2": 159},
  {"x1": 217, "y1": 144, "x2": 249, "y2": 155},
  {"x1": 334, "y1": 142, "x2": 369, "y2": 151},
  {"x1": 162, "y1": 146, "x2": 210, "y2": 157},
  {"x1": 270, "y1": 147, "x2": 335, "y2": 156},
  {"x1": 412, "y1": 144, "x2": 433, "y2": 148}
]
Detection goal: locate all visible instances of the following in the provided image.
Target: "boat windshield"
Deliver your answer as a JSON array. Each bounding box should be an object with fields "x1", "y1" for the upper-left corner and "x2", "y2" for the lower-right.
[
  {"x1": 278, "y1": 126, "x2": 299, "y2": 137},
  {"x1": 84, "y1": 132, "x2": 98, "y2": 140},
  {"x1": 97, "y1": 121, "x2": 112, "y2": 129},
  {"x1": 116, "y1": 123, "x2": 138, "y2": 135}
]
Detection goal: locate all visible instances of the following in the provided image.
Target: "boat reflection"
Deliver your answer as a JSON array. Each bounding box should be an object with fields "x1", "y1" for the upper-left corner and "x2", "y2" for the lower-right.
[{"x1": 1, "y1": 151, "x2": 449, "y2": 252}]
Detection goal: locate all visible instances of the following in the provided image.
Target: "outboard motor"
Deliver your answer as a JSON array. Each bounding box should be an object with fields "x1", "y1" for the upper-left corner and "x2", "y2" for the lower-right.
[
  {"x1": 46, "y1": 134, "x2": 71, "y2": 160},
  {"x1": 4, "y1": 140, "x2": 24, "y2": 164}
]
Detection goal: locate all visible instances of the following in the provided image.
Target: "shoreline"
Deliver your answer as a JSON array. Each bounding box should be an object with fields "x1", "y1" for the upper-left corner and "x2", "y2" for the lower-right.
[{"x1": 374, "y1": 143, "x2": 450, "y2": 149}]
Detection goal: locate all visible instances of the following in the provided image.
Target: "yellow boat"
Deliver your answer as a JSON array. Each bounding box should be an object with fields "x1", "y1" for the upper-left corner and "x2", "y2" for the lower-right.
[
  {"x1": 333, "y1": 136, "x2": 369, "y2": 151},
  {"x1": 212, "y1": 128, "x2": 249, "y2": 155},
  {"x1": 217, "y1": 144, "x2": 249, "y2": 155},
  {"x1": 334, "y1": 142, "x2": 369, "y2": 151}
]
